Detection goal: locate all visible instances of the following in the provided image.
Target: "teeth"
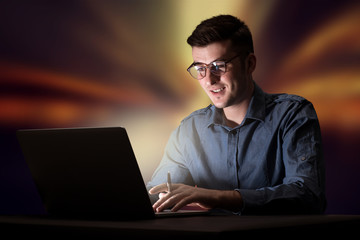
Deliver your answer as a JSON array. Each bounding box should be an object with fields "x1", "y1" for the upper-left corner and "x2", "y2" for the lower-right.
[{"x1": 212, "y1": 87, "x2": 224, "y2": 93}]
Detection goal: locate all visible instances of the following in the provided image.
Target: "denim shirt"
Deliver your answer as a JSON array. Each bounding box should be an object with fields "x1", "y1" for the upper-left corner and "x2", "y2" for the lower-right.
[{"x1": 147, "y1": 83, "x2": 326, "y2": 214}]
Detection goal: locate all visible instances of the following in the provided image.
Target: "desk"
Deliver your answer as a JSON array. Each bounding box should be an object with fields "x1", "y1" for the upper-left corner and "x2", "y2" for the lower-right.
[{"x1": 0, "y1": 214, "x2": 359, "y2": 239}]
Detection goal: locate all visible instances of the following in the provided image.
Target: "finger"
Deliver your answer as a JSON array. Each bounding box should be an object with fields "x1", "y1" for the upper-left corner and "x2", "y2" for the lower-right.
[
  {"x1": 156, "y1": 192, "x2": 190, "y2": 212},
  {"x1": 152, "y1": 196, "x2": 167, "y2": 212},
  {"x1": 150, "y1": 191, "x2": 168, "y2": 211},
  {"x1": 158, "y1": 192, "x2": 166, "y2": 199},
  {"x1": 155, "y1": 194, "x2": 177, "y2": 212},
  {"x1": 152, "y1": 192, "x2": 173, "y2": 211},
  {"x1": 148, "y1": 183, "x2": 167, "y2": 194},
  {"x1": 171, "y1": 196, "x2": 194, "y2": 212},
  {"x1": 152, "y1": 193, "x2": 168, "y2": 210}
]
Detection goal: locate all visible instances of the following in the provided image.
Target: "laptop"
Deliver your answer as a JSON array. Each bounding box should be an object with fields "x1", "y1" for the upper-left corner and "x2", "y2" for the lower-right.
[{"x1": 16, "y1": 127, "x2": 208, "y2": 220}]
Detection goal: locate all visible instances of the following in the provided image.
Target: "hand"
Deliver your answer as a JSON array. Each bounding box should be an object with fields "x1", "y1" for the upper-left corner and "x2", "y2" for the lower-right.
[
  {"x1": 149, "y1": 183, "x2": 243, "y2": 213},
  {"x1": 149, "y1": 183, "x2": 212, "y2": 212}
]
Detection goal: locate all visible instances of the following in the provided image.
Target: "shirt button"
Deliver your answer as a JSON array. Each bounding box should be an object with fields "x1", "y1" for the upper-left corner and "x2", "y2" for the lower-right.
[{"x1": 301, "y1": 156, "x2": 306, "y2": 161}]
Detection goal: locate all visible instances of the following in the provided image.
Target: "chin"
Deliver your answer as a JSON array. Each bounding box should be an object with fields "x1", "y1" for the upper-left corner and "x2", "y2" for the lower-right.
[
  {"x1": 212, "y1": 102, "x2": 226, "y2": 109},
  {"x1": 209, "y1": 96, "x2": 229, "y2": 109}
]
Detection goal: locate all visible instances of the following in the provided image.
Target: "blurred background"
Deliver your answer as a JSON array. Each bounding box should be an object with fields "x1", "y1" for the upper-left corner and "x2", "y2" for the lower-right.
[{"x1": 0, "y1": 0, "x2": 359, "y2": 214}]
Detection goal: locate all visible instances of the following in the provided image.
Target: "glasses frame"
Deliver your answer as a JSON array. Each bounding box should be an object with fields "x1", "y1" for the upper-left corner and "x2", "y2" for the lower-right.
[{"x1": 186, "y1": 54, "x2": 241, "y2": 80}]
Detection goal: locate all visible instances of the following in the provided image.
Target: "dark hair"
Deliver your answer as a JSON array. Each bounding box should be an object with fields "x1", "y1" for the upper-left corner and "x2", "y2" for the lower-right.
[{"x1": 187, "y1": 15, "x2": 254, "y2": 54}]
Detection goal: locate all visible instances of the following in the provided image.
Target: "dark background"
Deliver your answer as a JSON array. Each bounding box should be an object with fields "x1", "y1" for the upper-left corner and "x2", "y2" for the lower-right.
[{"x1": 1, "y1": 0, "x2": 359, "y2": 214}]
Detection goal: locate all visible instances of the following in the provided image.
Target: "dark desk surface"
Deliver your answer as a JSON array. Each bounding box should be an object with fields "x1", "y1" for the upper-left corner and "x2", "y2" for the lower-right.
[{"x1": 1, "y1": 214, "x2": 359, "y2": 239}]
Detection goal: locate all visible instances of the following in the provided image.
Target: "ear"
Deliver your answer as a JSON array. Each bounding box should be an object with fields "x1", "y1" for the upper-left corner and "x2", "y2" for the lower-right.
[{"x1": 246, "y1": 53, "x2": 256, "y2": 74}]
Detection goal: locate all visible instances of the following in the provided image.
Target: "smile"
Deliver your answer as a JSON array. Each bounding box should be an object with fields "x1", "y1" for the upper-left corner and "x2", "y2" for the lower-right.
[{"x1": 211, "y1": 87, "x2": 225, "y2": 93}]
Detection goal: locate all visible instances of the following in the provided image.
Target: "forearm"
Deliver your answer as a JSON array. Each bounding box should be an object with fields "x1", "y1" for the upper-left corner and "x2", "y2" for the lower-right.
[
  {"x1": 237, "y1": 181, "x2": 326, "y2": 214},
  {"x1": 210, "y1": 189, "x2": 244, "y2": 212}
]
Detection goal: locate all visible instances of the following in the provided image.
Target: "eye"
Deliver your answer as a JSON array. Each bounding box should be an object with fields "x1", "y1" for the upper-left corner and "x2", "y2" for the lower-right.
[
  {"x1": 211, "y1": 62, "x2": 226, "y2": 72},
  {"x1": 195, "y1": 66, "x2": 206, "y2": 72}
]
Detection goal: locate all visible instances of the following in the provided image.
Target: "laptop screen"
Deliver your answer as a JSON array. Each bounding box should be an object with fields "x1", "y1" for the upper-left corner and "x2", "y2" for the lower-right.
[{"x1": 17, "y1": 127, "x2": 155, "y2": 220}]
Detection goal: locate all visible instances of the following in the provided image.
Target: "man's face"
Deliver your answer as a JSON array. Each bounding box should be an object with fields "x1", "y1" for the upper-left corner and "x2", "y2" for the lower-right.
[{"x1": 191, "y1": 39, "x2": 254, "y2": 110}]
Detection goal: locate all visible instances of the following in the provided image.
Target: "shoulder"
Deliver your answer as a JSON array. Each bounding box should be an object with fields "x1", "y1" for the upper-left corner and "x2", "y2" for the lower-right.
[
  {"x1": 268, "y1": 92, "x2": 309, "y2": 105},
  {"x1": 263, "y1": 92, "x2": 319, "y2": 125},
  {"x1": 168, "y1": 105, "x2": 214, "y2": 144},
  {"x1": 181, "y1": 104, "x2": 214, "y2": 123},
  {"x1": 267, "y1": 93, "x2": 319, "y2": 132},
  {"x1": 266, "y1": 92, "x2": 314, "y2": 112},
  {"x1": 174, "y1": 105, "x2": 215, "y2": 134}
]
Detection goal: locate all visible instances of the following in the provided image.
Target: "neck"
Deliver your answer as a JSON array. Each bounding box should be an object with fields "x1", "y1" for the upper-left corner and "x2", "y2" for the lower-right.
[{"x1": 223, "y1": 81, "x2": 254, "y2": 128}]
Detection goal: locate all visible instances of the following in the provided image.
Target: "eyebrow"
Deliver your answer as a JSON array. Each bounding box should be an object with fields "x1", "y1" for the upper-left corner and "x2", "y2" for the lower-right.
[{"x1": 191, "y1": 56, "x2": 228, "y2": 66}]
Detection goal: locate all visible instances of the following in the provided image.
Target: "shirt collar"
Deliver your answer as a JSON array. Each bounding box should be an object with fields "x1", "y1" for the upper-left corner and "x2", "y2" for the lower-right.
[
  {"x1": 207, "y1": 81, "x2": 266, "y2": 128},
  {"x1": 245, "y1": 81, "x2": 266, "y2": 122}
]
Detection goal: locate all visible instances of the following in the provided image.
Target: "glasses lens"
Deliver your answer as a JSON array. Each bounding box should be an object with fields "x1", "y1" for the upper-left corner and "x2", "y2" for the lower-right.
[
  {"x1": 210, "y1": 61, "x2": 226, "y2": 75},
  {"x1": 188, "y1": 65, "x2": 206, "y2": 80}
]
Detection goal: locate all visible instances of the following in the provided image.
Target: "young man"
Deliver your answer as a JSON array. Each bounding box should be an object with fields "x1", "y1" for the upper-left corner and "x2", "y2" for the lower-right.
[{"x1": 147, "y1": 15, "x2": 326, "y2": 214}]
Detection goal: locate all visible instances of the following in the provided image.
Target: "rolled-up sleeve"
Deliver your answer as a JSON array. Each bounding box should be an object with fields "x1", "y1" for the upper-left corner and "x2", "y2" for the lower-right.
[
  {"x1": 147, "y1": 84, "x2": 326, "y2": 214},
  {"x1": 238, "y1": 101, "x2": 326, "y2": 214}
]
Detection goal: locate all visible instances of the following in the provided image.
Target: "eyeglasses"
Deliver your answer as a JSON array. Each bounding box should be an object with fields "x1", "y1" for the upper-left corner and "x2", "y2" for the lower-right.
[{"x1": 186, "y1": 54, "x2": 240, "y2": 80}]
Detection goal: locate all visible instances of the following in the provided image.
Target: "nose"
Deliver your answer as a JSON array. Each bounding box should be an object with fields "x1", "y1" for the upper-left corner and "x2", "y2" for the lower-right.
[{"x1": 203, "y1": 69, "x2": 220, "y2": 86}]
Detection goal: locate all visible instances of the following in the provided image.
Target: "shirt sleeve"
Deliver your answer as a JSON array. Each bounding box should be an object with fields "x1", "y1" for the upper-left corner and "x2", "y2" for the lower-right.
[
  {"x1": 146, "y1": 125, "x2": 195, "y2": 196},
  {"x1": 237, "y1": 101, "x2": 326, "y2": 214}
]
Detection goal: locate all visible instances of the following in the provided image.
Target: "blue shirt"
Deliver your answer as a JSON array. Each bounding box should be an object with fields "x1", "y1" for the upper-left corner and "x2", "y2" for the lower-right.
[{"x1": 147, "y1": 83, "x2": 326, "y2": 214}]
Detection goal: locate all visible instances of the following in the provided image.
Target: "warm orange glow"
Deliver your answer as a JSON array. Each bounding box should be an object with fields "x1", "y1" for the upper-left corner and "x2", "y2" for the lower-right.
[
  {"x1": 261, "y1": 4, "x2": 360, "y2": 132},
  {"x1": 0, "y1": 63, "x2": 159, "y2": 106},
  {"x1": 0, "y1": 1, "x2": 359, "y2": 214},
  {"x1": 277, "y1": 8, "x2": 360, "y2": 79},
  {"x1": 0, "y1": 96, "x2": 89, "y2": 126}
]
